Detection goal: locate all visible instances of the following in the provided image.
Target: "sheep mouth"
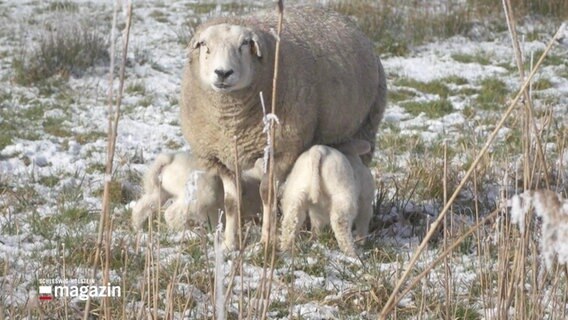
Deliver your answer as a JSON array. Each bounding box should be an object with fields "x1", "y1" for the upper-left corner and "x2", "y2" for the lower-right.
[{"x1": 212, "y1": 83, "x2": 233, "y2": 92}]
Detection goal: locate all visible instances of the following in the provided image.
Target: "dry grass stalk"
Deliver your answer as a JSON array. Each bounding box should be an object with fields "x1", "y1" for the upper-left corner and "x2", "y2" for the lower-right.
[
  {"x1": 252, "y1": 92, "x2": 267, "y2": 318},
  {"x1": 201, "y1": 231, "x2": 216, "y2": 318},
  {"x1": 141, "y1": 203, "x2": 154, "y2": 319},
  {"x1": 234, "y1": 137, "x2": 243, "y2": 252},
  {"x1": 472, "y1": 169, "x2": 491, "y2": 318},
  {"x1": 212, "y1": 137, "x2": 244, "y2": 319},
  {"x1": 502, "y1": 2, "x2": 527, "y2": 314},
  {"x1": 232, "y1": 137, "x2": 245, "y2": 319},
  {"x1": 214, "y1": 217, "x2": 226, "y2": 320},
  {"x1": 121, "y1": 248, "x2": 128, "y2": 319},
  {"x1": 379, "y1": 22, "x2": 567, "y2": 319},
  {"x1": 502, "y1": 3, "x2": 560, "y2": 315},
  {"x1": 153, "y1": 211, "x2": 160, "y2": 319},
  {"x1": 83, "y1": 1, "x2": 132, "y2": 319},
  {"x1": 257, "y1": 1, "x2": 284, "y2": 318},
  {"x1": 396, "y1": 208, "x2": 500, "y2": 312},
  {"x1": 503, "y1": 0, "x2": 551, "y2": 190},
  {"x1": 62, "y1": 243, "x2": 68, "y2": 319},
  {"x1": 264, "y1": 0, "x2": 284, "y2": 239},
  {"x1": 441, "y1": 141, "x2": 452, "y2": 317},
  {"x1": 509, "y1": 189, "x2": 568, "y2": 317}
]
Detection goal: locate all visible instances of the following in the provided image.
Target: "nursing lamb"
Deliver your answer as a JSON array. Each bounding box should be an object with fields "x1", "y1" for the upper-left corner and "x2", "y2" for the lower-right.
[
  {"x1": 131, "y1": 152, "x2": 262, "y2": 230},
  {"x1": 180, "y1": 7, "x2": 386, "y2": 249},
  {"x1": 279, "y1": 140, "x2": 376, "y2": 257}
]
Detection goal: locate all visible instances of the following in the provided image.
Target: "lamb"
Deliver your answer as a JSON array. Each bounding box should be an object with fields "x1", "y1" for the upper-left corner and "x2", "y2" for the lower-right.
[
  {"x1": 180, "y1": 6, "x2": 387, "y2": 249},
  {"x1": 279, "y1": 140, "x2": 376, "y2": 257},
  {"x1": 131, "y1": 152, "x2": 262, "y2": 231}
]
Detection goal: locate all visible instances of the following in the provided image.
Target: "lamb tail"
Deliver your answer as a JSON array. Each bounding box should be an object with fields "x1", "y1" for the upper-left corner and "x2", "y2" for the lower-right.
[
  {"x1": 143, "y1": 153, "x2": 175, "y2": 194},
  {"x1": 309, "y1": 148, "x2": 323, "y2": 203}
]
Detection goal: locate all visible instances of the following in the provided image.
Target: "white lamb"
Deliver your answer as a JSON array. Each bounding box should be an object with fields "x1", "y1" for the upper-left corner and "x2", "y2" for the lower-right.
[
  {"x1": 131, "y1": 152, "x2": 261, "y2": 231},
  {"x1": 279, "y1": 140, "x2": 376, "y2": 256}
]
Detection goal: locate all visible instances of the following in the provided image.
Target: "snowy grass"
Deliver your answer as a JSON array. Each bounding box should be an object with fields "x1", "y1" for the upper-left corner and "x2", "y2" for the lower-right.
[
  {"x1": 1, "y1": 0, "x2": 567, "y2": 319},
  {"x1": 333, "y1": 0, "x2": 567, "y2": 56},
  {"x1": 12, "y1": 14, "x2": 109, "y2": 86}
]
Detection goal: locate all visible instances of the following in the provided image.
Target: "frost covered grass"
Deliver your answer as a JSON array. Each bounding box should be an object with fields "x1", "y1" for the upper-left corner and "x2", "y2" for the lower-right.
[
  {"x1": 511, "y1": 190, "x2": 568, "y2": 268},
  {"x1": 1, "y1": 0, "x2": 568, "y2": 319},
  {"x1": 12, "y1": 13, "x2": 109, "y2": 86},
  {"x1": 331, "y1": 0, "x2": 567, "y2": 57}
]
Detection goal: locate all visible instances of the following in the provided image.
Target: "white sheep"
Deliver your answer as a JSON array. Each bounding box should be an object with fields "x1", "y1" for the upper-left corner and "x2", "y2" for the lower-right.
[
  {"x1": 279, "y1": 140, "x2": 376, "y2": 257},
  {"x1": 180, "y1": 7, "x2": 387, "y2": 249},
  {"x1": 131, "y1": 152, "x2": 262, "y2": 231}
]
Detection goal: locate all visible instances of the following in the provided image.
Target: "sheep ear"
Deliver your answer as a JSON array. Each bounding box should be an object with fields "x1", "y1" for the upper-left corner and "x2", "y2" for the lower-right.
[
  {"x1": 251, "y1": 33, "x2": 262, "y2": 58},
  {"x1": 187, "y1": 37, "x2": 201, "y2": 62},
  {"x1": 190, "y1": 37, "x2": 201, "y2": 50}
]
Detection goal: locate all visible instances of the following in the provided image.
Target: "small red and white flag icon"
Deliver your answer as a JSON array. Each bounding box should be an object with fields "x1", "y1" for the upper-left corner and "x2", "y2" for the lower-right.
[{"x1": 39, "y1": 286, "x2": 53, "y2": 301}]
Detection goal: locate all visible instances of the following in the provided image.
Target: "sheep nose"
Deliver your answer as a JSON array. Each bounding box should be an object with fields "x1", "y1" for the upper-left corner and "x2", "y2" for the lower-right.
[{"x1": 214, "y1": 69, "x2": 234, "y2": 80}]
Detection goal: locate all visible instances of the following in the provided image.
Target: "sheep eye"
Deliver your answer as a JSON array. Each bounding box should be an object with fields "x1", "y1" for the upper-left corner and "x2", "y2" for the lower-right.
[{"x1": 241, "y1": 39, "x2": 250, "y2": 47}]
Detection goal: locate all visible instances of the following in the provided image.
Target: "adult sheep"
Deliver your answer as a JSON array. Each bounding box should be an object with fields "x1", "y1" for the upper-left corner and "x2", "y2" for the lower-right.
[{"x1": 180, "y1": 6, "x2": 387, "y2": 249}]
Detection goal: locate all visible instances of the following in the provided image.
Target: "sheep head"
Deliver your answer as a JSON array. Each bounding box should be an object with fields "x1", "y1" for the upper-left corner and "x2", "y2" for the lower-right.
[{"x1": 189, "y1": 24, "x2": 263, "y2": 93}]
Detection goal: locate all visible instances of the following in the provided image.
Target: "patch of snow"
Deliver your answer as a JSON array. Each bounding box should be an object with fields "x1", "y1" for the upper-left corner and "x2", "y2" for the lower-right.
[
  {"x1": 292, "y1": 302, "x2": 339, "y2": 320},
  {"x1": 383, "y1": 55, "x2": 508, "y2": 82}
]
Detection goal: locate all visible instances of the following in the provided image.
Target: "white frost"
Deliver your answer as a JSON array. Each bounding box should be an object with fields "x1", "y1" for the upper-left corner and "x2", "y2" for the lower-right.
[{"x1": 510, "y1": 190, "x2": 568, "y2": 269}]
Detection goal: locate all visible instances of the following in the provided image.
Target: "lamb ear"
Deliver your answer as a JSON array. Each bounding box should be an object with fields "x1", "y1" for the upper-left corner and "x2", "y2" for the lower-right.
[{"x1": 251, "y1": 32, "x2": 262, "y2": 58}]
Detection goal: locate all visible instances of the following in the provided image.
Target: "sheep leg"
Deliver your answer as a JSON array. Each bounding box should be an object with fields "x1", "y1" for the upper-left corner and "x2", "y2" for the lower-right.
[
  {"x1": 330, "y1": 200, "x2": 358, "y2": 257},
  {"x1": 353, "y1": 59, "x2": 387, "y2": 165},
  {"x1": 131, "y1": 194, "x2": 156, "y2": 230},
  {"x1": 220, "y1": 174, "x2": 240, "y2": 251},
  {"x1": 279, "y1": 194, "x2": 308, "y2": 252},
  {"x1": 164, "y1": 199, "x2": 189, "y2": 230},
  {"x1": 131, "y1": 190, "x2": 165, "y2": 230},
  {"x1": 354, "y1": 199, "x2": 373, "y2": 243}
]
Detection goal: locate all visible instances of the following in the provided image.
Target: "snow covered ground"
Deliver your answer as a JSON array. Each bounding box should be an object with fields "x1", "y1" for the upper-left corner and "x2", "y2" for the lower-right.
[{"x1": 0, "y1": 0, "x2": 567, "y2": 319}]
